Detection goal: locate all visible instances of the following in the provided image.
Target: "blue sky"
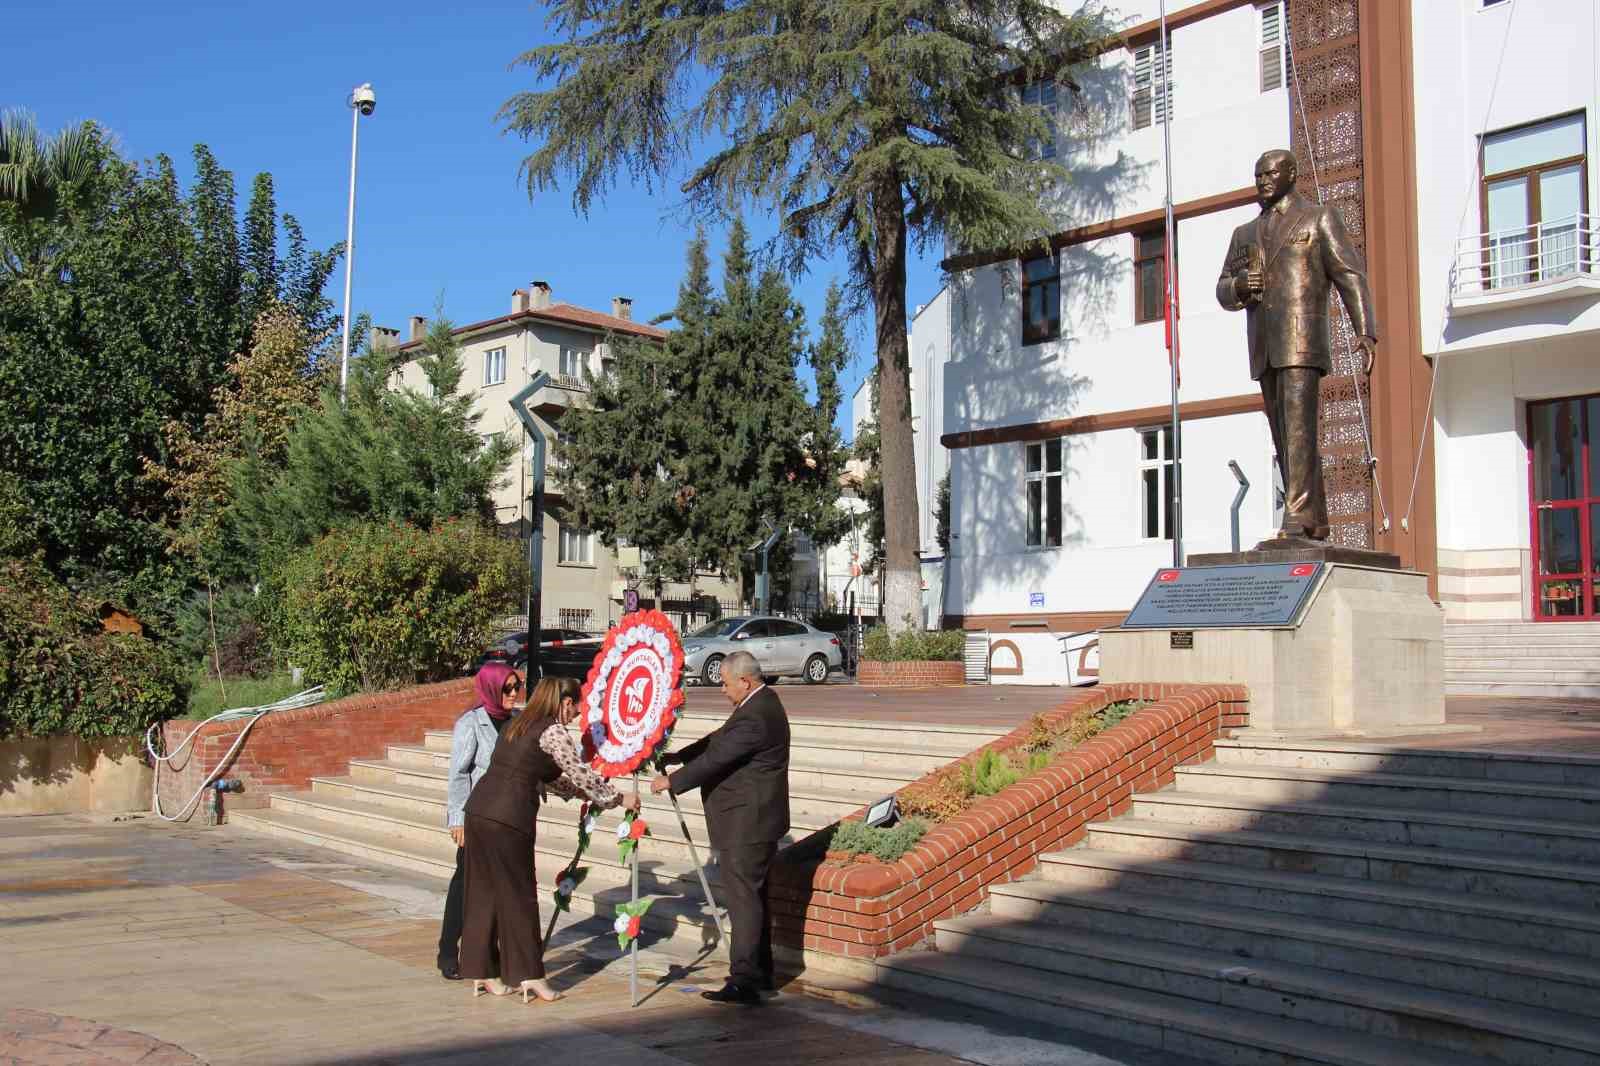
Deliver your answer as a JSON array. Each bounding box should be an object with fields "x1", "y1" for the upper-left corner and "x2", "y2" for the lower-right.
[{"x1": 5, "y1": 1, "x2": 947, "y2": 438}]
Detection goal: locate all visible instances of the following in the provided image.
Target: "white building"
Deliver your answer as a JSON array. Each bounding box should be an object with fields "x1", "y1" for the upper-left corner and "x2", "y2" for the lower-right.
[
  {"x1": 1414, "y1": 0, "x2": 1600, "y2": 629},
  {"x1": 943, "y1": 0, "x2": 1600, "y2": 690},
  {"x1": 943, "y1": 0, "x2": 1286, "y2": 640}
]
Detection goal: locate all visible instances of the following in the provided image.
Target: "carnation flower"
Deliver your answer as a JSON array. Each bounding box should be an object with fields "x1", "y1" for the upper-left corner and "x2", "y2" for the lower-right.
[
  {"x1": 626, "y1": 915, "x2": 642, "y2": 938},
  {"x1": 616, "y1": 818, "x2": 631, "y2": 839},
  {"x1": 557, "y1": 877, "x2": 576, "y2": 896},
  {"x1": 613, "y1": 914, "x2": 630, "y2": 935},
  {"x1": 628, "y1": 819, "x2": 648, "y2": 841},
  {"x1": 582, "y1": 813, "x2": 598, "y2": 835}
]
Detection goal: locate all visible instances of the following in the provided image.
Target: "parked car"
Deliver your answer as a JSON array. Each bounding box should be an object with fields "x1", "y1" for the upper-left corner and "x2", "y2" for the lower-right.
[
  {"x1": 472, "y1": 628, "x2": 596, "y2": 678},
  {"x1": 682, "y1": 616, "x2": 843, "y2": 686}
]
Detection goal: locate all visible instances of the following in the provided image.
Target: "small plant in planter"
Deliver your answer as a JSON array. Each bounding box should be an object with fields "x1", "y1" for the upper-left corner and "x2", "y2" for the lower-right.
[{"x1": 825, "y1": 817, "x2": 929, "y2": 864}]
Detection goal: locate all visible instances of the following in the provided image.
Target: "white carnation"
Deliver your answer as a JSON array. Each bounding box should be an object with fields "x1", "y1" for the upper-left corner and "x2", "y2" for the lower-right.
[
  {"x1": 613, "y1": 914, "x2": 630, "y2": 934},
  {"x1": 557, "y1": 877, "x2": 576, "y2": 896},
  {"x1": 616, "y1": 819, "x2": 631, "y2": 839}
]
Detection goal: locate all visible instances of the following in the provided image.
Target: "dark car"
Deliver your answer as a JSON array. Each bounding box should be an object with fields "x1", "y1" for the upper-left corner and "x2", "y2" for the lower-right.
[{"x1": 472, "y1": 628, "x2": 597, "y2": 678}]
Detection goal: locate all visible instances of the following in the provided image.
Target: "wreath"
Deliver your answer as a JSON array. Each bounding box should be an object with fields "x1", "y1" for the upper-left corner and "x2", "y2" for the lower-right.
[{"x1": 579, "y1": 609, "x2": 685, "y2": 778}]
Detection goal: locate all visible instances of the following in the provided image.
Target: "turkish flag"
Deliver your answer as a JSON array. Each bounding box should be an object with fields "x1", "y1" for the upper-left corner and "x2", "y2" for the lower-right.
[
  {"x1": 1164, "y1": 246, "x2": 1181, "y2": 387},
  {"x1": 1157, "y1": 570, "x2": 1181, "y2": 583},
  {"x1": 1290, "y1": 564, "x2": 1315, "y2": 577}
]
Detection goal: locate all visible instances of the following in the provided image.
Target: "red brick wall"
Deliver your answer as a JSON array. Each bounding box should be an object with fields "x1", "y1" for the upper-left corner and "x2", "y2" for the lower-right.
[
  {"x1": 856, "y1": 660, "x2": 966, "y2": 687},
  {"x1": 770, "y1": 682, "x2": 1249, "y2": 959},
  {"x1": 154, "y1": 678, "x2": 475, "y2": 820}
]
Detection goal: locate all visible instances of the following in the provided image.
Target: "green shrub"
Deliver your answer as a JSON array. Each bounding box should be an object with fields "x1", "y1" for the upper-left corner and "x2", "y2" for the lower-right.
[
  {"x1": 827, "y1": 817, "x2": 929, "y2": 862},
  {"x1": 1102, "y1": 699, "x2": 1149, "y2": 728},
  {"x1": 265, "y1": 519, "x2": 524, "y2": 695},
  {"x1": 964, "y1": 748, "x2": 1022, "y2": 796},
  {"x1": 861, "y1": 625, "x2": 965, "y2": 662},
  {"x1": 0, "y1": 558, "x2": 189, "y2": 739}
]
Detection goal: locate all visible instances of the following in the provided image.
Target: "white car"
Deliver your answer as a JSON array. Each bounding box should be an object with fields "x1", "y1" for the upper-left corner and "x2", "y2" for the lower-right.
[{"x1": 682, "y1": 616, "x2": 844, "y2": 685}]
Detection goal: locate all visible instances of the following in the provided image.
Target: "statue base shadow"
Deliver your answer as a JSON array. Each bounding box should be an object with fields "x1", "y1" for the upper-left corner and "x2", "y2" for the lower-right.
[{"x1": 1189, "y1": 535, "x2": 1402, "y2": 570}]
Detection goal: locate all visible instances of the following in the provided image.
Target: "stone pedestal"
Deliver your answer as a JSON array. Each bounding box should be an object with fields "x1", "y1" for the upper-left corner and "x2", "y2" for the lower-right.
[{"x1": 1099, "y1": 564, "x2": 1444, "y2": 736}]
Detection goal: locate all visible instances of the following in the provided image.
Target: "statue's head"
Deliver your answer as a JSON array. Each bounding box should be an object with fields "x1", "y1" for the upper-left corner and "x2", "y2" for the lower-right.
[{"x1": 1254, "y1": 150, "x2": 1297, "y2": 207}]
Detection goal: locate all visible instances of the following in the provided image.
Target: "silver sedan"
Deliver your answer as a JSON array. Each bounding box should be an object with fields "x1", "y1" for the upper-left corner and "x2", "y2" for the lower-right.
[{"x1": 681, "y1": 616, "x2": 844, "y2": 686}]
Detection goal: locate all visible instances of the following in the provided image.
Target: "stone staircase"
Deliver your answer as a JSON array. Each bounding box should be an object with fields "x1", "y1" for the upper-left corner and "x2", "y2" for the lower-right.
[
  {"x1": 228, "y1": 711, "x2": 1004, "y2": 952},
  {"x1": 1446, "y1": 620, "x2": 1600, "y2": 697},
  {"x1": 879, "y1": 737, "x2": 1600, "y2": 1066}
]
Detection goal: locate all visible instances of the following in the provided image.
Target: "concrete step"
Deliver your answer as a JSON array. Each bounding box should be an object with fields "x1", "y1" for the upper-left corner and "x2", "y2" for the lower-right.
[
  {"x1": 876, "y1": 951, "x2": 1497, "y2": 1066},
  {"x1": 269, "y1": 789, "x2": 823, "y2": 872},
  {"x1": 1446, "y1": 622, "x2": 1600, "y2": 638},
  {"x1": 1085, "y1": 819, "x2": 1600, "y2": 910},
  {"x1": 389, "y1": 734, "x2": 972, "y2": 777},
  {"x1": 419, "y1": 714, "x2": 1004, "y2": 755},
  {"x1": 312, "y1": 769, "x2": 865, "y2": 827},
  {"x1": 354, "y1": 751, "x2": 917, "y2": 800},
  {"x1": 1444, "y1": 644, "x2": 1600, "y2": 658},
  {"x1": 227, "y1": 806, "x2": 731, "y2": 955},
  {"x1": 1447, "y1": 667, "x2": 1600, "y2": 684},
  {"x1": 1130, "y1": 791, "x2": 1600, "y2": 864},
  {"x1": 933, "y1": 914, "x2": 1600, "y2": 1066},
  {"x1": 1174, "y1": 762, "x2": 1600, "y2": 822},
  {"x1": 986, "y1": 882, "x2": 1600, "y2": 1016},
  {"x1": 1037, "y1": 850, "x2": 1600, "y2": 959},
  {"x1": 1212, "y1": 740, "x2": 1600, "y2": 788},
  {"x1": 1446, "y1": 681, "x2": 1600, "y2": 698}
]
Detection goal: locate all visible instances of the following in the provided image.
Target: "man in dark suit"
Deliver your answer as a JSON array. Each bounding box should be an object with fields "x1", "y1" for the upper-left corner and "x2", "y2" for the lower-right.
[
  {"x1": 1217, "y1": 148, "x2": 1378, "y2": 542},
  {"x1": 651, "y1": 649, "x2": 790, "y2": 1005}
]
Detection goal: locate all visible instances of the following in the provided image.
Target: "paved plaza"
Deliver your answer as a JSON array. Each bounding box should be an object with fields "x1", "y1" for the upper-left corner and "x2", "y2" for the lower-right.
[{"x1": 4, "y1": 690, "x2": 1596, "y2": 1065}]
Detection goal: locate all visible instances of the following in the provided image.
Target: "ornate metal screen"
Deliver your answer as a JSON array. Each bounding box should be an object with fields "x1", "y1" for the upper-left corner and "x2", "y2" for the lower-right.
[{"x1": 1288, "y1": 0, "x2": 1374, "y2": 549}]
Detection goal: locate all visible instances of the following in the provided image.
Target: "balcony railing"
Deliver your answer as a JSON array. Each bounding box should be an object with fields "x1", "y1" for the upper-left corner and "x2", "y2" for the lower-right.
[{"x1": 1451, "y1": 213, "x2": 1598, "y2": 300}]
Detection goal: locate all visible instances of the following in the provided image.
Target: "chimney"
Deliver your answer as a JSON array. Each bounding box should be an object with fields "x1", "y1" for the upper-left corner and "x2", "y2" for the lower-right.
[
  {"x1": 529, "y1": 280, "x2": 552, "y2": 310},
  {"x1": 409, "y1": 315, "x2": 427, "y2": 341},
  {"x1": 512, "y1": 288, "x2": 529, "y2": 314},
  {"x1": 372, "y1": 325, "x2": 400, "y2": 350},
  {"x1": 611, "y1": 296, "x2": 633, "y2": 321}
]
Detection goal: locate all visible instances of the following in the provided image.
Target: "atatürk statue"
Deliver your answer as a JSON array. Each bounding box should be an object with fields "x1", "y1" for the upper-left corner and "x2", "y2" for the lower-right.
[{"x1": 1217, "y1": 149, "x2": 1376, "y2": 543}]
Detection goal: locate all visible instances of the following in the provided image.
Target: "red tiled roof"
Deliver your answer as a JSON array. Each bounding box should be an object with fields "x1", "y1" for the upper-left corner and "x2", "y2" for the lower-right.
[{"x1": 396, "y1": 302, "x2": 667, "y2": 350}]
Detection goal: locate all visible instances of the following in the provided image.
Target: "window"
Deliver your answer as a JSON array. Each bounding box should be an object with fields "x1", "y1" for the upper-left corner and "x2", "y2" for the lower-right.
[
  {"x1": 559, "y1": 346, "x2": 586, "y2": 378},
  {"x1": 1021, "y1": 78, "x2": 1058, "y2": 159},
  {"x1": 1024, "y1": 439, "x2": 1063, "y2": 548},
  {"x1": 1259, "y1": 2, "x2": 1285, "y2": 93},
  {"x1": 483, "y1": 346, "x2": 507, "y2": 386},
  {"x1": 1131, "y1": 39, "x2": 1173, "y2": 130},
  {"x1": 558, "y1": 608, "x2": 593, "y2": 632},
  {"x1": 1480, "y1": 112, "x2": 1587, "y2": 289},
  {"x1": 774, "y1": 620, "x2": 809, "y2": 637},
  {"x1": 558, "y1": 524, "x2": 593, "y2": 565},
  {"x1": 1134, "y1": 228, "x2": 1170, "y2": 325},
  {"x1": 1139, "y1": 427, "x2": 1177, "y2": 540},
  {"x1": 1021, "y1": 252, "x2": 1061, "y2": 345}
]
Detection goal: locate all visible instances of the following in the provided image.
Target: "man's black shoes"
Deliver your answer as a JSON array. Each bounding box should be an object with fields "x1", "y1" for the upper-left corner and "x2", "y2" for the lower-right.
[
  {"x1": 701, "y1": 982, "x2": 763, "y2": 1006},
  {"x1": 438, "y1": 960, "x2": 462, "y2": 981}
]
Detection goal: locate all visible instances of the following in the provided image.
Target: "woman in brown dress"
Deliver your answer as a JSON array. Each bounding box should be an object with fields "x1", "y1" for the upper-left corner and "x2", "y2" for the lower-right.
[{"x1": 460, "y1": 676, "x2": 636, "y2": 1002}]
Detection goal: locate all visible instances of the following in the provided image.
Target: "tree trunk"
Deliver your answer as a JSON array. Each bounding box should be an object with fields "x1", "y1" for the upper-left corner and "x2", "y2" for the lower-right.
[{"x1": 870, "y1": 175, "x2": 923, "y2": 633}]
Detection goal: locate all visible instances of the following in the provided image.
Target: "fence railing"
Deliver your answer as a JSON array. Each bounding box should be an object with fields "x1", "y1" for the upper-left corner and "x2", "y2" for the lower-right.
[{"x1": 1452, "y1": 212, "x2": 1597, "y2": 298}]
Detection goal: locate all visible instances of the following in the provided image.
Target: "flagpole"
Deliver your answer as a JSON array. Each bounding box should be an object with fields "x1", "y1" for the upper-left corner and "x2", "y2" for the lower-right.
[{"x1": 1159, "y1": 0, "x2": 1183, "y2": 568}]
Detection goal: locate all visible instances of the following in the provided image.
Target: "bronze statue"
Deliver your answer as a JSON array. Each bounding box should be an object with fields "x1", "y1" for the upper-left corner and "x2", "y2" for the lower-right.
[{"x1": 1217, "y1": 149, "x2": 1376, "y2": 543}]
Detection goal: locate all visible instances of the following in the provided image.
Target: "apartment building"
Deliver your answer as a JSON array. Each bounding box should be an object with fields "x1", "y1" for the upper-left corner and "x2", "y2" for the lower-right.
[{"x1": 388, "y1": 281, "x2": 739, "y2": 632}]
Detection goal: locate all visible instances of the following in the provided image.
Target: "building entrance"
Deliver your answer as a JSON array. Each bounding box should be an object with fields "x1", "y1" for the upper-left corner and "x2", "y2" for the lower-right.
[{"x1": 1530, "y1": 395, "x2": 1600, "y2": 619}]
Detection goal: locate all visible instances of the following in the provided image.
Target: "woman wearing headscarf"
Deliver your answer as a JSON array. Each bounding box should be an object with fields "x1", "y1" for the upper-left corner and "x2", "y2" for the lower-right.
[
  {"x1": 460, "y1": 676, "x2": 637, "y2": 1002},
  {"x1": 436, "y1": 662, "x2": 522, "y2": 980}
]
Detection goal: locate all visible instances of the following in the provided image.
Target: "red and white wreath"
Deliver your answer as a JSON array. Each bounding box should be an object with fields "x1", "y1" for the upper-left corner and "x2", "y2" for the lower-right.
[{"x1": 580, "y1": 609, "x2": 685, "y2": 778}]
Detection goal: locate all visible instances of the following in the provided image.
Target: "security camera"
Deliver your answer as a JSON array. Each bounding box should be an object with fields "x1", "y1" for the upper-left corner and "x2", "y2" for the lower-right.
[{"x1": 350, "y1": 84, "x2": 376, "y2": 116}]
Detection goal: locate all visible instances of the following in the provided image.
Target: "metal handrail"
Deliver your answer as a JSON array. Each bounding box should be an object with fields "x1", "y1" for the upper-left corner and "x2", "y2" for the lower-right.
[{"x1": 1451, "y1": 211, "x2": 1597, "y2": 298}]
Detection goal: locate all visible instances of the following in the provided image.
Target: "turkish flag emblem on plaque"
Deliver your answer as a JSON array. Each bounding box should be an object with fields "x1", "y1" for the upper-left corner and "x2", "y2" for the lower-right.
[
  {"x1": 580, "y1": 609, "x2": 685, "y2": 778},
  {"x1": 1157, "y1": 570, "x2": 1181, "y2": 583},
  {"x1": 1290, "y1": 564, "x2": 1316, "y2": 577}
]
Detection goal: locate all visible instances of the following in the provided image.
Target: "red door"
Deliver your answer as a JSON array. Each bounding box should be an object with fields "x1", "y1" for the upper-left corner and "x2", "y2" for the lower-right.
[{"x1": 1529, "y1": 396, "x2": 1597, "y2": 620}]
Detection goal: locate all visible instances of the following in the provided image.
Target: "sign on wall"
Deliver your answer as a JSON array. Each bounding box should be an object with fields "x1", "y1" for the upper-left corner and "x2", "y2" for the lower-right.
[{"x1": 1029, "y1": 592, "x2": 1046, "y2": 608}]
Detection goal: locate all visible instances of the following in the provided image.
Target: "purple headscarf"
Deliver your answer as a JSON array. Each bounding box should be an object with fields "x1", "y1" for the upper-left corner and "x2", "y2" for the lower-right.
[{"x1": 474, "y1": 662, "x2": 519, "y2": 720}]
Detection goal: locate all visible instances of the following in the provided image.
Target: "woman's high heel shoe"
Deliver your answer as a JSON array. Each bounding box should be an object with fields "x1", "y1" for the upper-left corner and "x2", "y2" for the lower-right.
[
  {"x1": 520, "y1": 978, "x2": 562, "y2": 1003},
  {"x1": 473, "y1": 977, "x2": 512, "y2": 997}
]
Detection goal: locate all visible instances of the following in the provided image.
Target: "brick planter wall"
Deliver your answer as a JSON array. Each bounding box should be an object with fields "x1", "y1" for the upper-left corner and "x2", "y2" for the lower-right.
[
  {"x1": 770, "y1": 682, "x2": 1248, "y2": 964},
  {"x1": 856, "y1": 659, "x2": 966, "y2": 687},
  {"x1": 154, "y1": 677, "x2": 475, "y2": 820}
]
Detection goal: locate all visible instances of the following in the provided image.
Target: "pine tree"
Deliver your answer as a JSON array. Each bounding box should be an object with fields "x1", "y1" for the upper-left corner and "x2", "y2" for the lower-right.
[
  {"x1": 792, "y1": 283, "x2": 854, "y2": 551},
  {"x1": 499, "y1": 0, "x2": 1105, "y2": 629}
]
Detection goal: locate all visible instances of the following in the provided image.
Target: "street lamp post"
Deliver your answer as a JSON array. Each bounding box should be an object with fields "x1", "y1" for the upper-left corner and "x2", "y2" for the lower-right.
[{"x1": 339, "y1": 83, "x2": 376, "y2": 403}]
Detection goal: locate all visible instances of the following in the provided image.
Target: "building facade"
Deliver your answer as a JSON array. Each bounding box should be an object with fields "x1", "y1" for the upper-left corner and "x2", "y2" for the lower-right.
[
  {"x1": 1414, "y1": 0, "x2": 1600, "y2": 624},
  {"x1": 388, "y1": 282, "x2": 739, "y2": 632}
]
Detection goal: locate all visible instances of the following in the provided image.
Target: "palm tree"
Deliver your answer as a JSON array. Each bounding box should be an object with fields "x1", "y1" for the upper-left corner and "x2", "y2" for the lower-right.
[{"x1": 0, "y1": 110, "x2": 100, "y2": 279}]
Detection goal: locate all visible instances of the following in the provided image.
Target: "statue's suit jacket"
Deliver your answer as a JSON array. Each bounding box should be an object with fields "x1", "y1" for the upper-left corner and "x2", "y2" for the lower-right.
[{"x1": 1215, "y1": 192, "x2": 1376, "y2": 379}]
